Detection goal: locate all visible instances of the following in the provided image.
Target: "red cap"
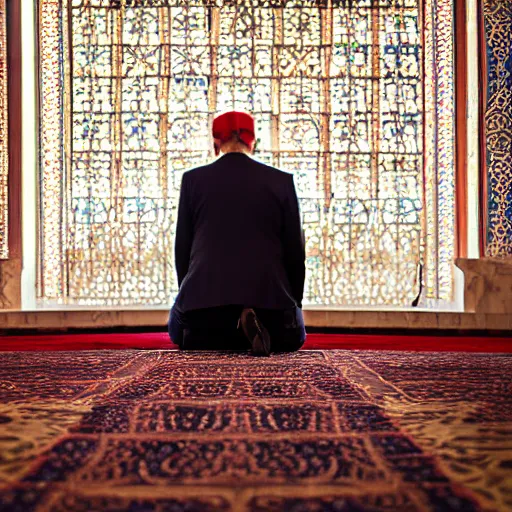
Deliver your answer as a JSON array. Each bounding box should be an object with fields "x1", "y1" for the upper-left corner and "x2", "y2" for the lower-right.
[{"x1": 212, "y1": 111, "x2": 255, "y2": 155}]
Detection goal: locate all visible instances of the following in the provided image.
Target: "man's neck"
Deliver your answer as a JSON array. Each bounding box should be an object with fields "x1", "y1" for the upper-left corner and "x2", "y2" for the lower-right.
[{"x1": 219, "y1": 141, "x2": 251, "y2": 155}]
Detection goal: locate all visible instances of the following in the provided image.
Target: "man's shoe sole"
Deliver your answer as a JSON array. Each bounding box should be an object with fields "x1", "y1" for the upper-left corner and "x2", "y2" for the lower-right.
[{"x1": 240, "y1": 309, "x2": 271, "y2": 356}]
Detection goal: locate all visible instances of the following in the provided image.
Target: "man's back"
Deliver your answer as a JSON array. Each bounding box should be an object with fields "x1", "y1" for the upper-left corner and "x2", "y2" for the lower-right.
[{"x1": 174, "y1": 152, "x2": 305, "y2": 312}]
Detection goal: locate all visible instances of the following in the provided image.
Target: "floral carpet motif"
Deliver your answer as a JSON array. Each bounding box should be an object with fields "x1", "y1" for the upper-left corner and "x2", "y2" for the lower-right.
[{"x1": 0, "y1": 350, "x2": 511, "y2": 511}]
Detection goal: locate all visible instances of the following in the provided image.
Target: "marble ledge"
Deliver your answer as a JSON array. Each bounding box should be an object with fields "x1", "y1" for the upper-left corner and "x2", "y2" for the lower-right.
[
  {"x1": 0, "y1": 309, "x2": 511, "y2": 332},
  {"x1": 456, "y1": 257, "x2": 512, "y2": 314}
]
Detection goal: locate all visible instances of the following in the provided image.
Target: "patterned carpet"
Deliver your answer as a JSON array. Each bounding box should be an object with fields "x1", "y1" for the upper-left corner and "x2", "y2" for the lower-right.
[{"x1": 0, "y1": 350, "x2": 511, "y2": 511}]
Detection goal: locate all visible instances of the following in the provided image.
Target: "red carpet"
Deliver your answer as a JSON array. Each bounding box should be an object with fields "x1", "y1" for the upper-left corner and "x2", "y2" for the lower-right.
[{"x1": 0, "y1": 332, "x2": 511, "y2": 352}]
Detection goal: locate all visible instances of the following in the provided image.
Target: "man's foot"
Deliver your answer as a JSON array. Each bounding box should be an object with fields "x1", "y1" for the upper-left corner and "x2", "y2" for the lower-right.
[{"x1": 240, "y1": 308, "x2": 271, "y2": 356}]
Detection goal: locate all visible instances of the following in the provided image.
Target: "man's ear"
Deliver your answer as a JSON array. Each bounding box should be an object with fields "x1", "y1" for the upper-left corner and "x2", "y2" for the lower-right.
[{"x1": 214, "y1": 142, "x2": 220, "y2": 156}]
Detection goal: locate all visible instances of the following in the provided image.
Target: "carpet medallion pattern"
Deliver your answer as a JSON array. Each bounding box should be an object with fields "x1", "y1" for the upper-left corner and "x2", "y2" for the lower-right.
[{"x1": 0, "y1": 350, "x2": 511, "y2": 511}]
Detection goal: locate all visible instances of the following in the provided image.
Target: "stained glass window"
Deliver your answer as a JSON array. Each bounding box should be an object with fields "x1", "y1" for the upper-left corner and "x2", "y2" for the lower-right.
[
  {"x1": 39, "y1": 0, "x2": 455, "y2": 306},
  {"x1": 0, "y1": 0, "x2": 7, "y2": 260}
]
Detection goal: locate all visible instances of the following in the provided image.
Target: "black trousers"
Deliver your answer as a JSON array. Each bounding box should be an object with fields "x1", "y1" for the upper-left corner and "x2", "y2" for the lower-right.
[{"x1": 168, "y1": 305, "x2": 306, "y2": 352}]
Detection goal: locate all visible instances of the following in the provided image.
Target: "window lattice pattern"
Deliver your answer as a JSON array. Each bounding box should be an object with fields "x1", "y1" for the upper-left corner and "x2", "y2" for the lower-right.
[
  {"x1": 39, "y1": 0, "x2": 455, "y2": 306},
  {"x1": 0, "y1": 0, "x2": 7, "y2": 260}
]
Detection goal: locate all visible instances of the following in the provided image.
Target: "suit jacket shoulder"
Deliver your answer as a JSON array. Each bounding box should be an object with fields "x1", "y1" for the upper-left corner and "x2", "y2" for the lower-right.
[
  {"x1": 250, "y1": 159, "x2": 294, "y2": 178},
  {"x1": 182, "y1": 164, "x2": 209, "y2": 180},
  {"x1": 183, "y1": 156, "x2": 294, "y2": 191}
]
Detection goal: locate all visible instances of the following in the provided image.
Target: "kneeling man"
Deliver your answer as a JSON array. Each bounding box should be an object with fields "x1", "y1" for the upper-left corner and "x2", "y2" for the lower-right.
[{"x1": 168, "y1": 111, "x2": 306, "y2": 355}]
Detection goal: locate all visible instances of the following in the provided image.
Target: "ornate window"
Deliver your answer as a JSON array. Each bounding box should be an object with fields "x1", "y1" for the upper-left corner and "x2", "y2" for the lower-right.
[
  {"x1": 0, "y1": 0, "x2": 7, "y2": 260},
  {"x1": 39, "y1": 0, "x2": 455, "y2": 306}
]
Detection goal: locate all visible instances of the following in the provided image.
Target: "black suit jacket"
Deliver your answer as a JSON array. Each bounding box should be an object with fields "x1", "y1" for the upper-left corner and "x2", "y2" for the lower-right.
[{"x1": 174, "y1": 152, "x2": 306, "y2": 312}]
